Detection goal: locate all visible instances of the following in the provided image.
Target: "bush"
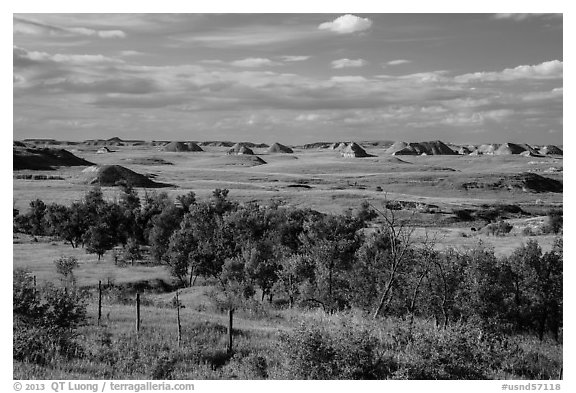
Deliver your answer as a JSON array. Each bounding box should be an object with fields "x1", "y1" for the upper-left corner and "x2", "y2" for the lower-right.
[
  {"x1": 544, "y1": 209, "x2": 562, "y2": 234},
  {"x1": 522, "y1": 227, "x2": 535, "y2": 236},
  {"x1": 13, "y1": 269, "x2": 87, "y2": 365},
  {"x1": 453, "y1": 209, "x2": 473, "y2": 221},
  {"x1": 394, "y1": 323, "x2": 496, "y2": 379},
  {"x1": 54, "y1": 256, "x2": 79, "y2": 279},
  {"x1": 277, "y1": 321, "x2": 394, "y2": 379},
  {"x1": 486, "y1": 220, "x2": 513, "y2": 236}
]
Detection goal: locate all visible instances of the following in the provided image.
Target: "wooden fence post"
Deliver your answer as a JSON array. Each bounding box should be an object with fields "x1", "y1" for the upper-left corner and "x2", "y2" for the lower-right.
[
  {"x1": 136, "y1": 293, "x2": 141, "y2": 335},
  {"x1": 227, "y1": 308, "x2": 234, "y2": 354},
  {"x1": 97, "y1": 280, "x2": 102, "y2": 326},
  {"x1": 176, "y1": 291, "x2": 182, "y2": 347}
]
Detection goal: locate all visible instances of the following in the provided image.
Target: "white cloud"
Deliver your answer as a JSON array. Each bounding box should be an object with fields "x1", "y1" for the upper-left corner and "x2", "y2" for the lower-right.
[
  {"x1": 318, "y1": 14, "x2": 372, "y2": 34},
  {"x1": 456, "y1": 60, "x2": 563, "y2": 83},
  {"x1": 296, "y1": 113, "x2": 322, "y2": 121},
  {"x1": 281, "y1": 55, "x2": 311, "y2": 62},
  {"x1": 120, "y1": 50, "x2": 145, "y2": 57},
  {"x1": 14, "y1": 17, "x2": 126, "y2": 39},
  {"x1": 14, "y1": 46, "x2": 123, "y2": 66},
  {"x1": 230, "y1": 58, "x2": 282, "y2": 67},
  {"x1": 331, "y1": 58, "x2": 367, "y2": 69},
  {"x1": 492, "y1": 13, "x2": 561, "y2": 22},
  {"x1": 386, "y1": 59, "x2": 411, "y2": 66},
  {"x1": 330, "y1": 76, "x2": 368, "y2": 83}
]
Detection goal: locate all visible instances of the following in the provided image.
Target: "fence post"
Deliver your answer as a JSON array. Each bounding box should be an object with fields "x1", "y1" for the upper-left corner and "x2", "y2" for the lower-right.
[
  {"x1": 98, "y1": 280, "x2": 102, "y2": 326},
  {"x1": 136, "y1": 293, "x2": 141, "y2": 335},
  {"x1": 176, "y1": 291, "x2": 182, "y2": 347},
  {"x1": 227, "y1": 308, "x2": 234, "y2": 354}
]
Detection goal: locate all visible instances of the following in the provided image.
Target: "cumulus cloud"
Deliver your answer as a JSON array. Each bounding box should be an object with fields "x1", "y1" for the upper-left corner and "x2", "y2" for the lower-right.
[
  {"x1": 281, "y1": 55, "x2": 311, "y2": 62},
  {"x1": 318, "y1": 14, "x2": 372, "y2": 34},
  {"x1": 456, "y1": 60, "x2": 563, "y2": 83},
  {"x1": 331, "y1": 58, "x2": 367, "y2": 69},
  {"x1": 230, "y1": 58, "x2": 282, "y2": 67},
  {"x1": 14, "y1": 17, "x2": 126, "y2": 39},
  {"x1": 386, "y1": 59, "x2": 411, "y2": 66}
]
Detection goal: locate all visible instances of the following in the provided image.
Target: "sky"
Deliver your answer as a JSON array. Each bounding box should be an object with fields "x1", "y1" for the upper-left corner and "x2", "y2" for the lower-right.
[{"x1": 13, "y1": 13, "x2": 563, "y2": 145}]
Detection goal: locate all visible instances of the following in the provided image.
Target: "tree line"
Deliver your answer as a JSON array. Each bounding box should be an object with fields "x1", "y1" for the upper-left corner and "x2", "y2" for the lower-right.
[{"x1": 14, "y1": 185, "x2": 562, "y2": 340}]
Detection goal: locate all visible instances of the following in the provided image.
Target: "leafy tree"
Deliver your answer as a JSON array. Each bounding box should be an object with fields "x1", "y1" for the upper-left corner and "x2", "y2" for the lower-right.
[
  {"x1": 243, "y1": 239, "x2": 280, "y2": 302},
  {"x1": 210, "y1": 255, "x2": 255, "y2": 354},
  {"x1": 504, "y1": 239, "x2": 563, "y2": 340},
  {"x1": 299, "y1": 213, "x2": 364, "y2": 313},
  {"x1": 27, "y1": 199, "x2": 48, "y2": 235},
  {"x1": 83, "y1": 223, "x2": 114, "y2": 260},
  {"x1": 122, "y1": 237, "x2": 142, "y2": 266},
  {"x1": 273, "y1": 254, "x2": 312, "y2": 308},
  {"x1": 54, "y1": 256, "x2": 79, "y2": 284},
  {"x1": 118, "y1": 182, "x2": 141, "y2": 240},
  {"x1": 148, "y1": 203, "x2": 183, "y2": 263}
]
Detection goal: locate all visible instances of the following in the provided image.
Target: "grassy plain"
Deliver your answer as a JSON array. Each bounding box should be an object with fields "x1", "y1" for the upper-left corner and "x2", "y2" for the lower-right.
[{"x1": 13, "y1": 143, "x2": 563, "y2": 379}]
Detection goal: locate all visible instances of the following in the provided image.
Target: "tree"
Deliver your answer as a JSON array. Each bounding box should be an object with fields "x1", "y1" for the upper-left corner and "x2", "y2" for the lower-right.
[
  {"x1": 84, "y1": 223, "x2": 114, "y2": 261},
  {"x1": 369, "y1": 202, "x2": 417, "y2": 319},
  {"x1": 28, "y1": 199, "x2": 48, "y2": 236},
  {"x1": 504, "y1": 239, "x2": 563, "y2": 340},
  {"x1": 122, "y1": 237, "x2": 142, "y2": 266},
  {"x1": 148, "y1": 203, "x2": 183, "y2": 263},
  {"x1": 424, "y1": 248, "x2": 469, "y2": 328},
  {"x1": 243, "y1": 239, "x2": 280, "y2": 302},
  {"x1": 54, "y1": 256, "x2": 79, "y2": 284},
  {"x1": 210, "y1": 255, "x2": 255, "y2": 354},
  {"x1": 273, "y1": 254, "x2": 311, "y2": 308},
  {"x1": 299, "y1": 213, "x2": 364, "y2": 313},
  {"x1": 118, "y1": 182, "x2": 141, "y2": 240}
]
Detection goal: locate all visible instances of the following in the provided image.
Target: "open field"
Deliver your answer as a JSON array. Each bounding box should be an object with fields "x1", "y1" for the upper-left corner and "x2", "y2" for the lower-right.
[{"x1": 14, "y1": 143, "x2": 562, "y2": 255}]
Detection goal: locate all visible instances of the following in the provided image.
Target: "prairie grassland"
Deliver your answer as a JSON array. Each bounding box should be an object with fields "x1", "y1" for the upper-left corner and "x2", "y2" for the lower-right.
[{"x1": 13, "y1": 144, "x2": 563, "y2": 380}]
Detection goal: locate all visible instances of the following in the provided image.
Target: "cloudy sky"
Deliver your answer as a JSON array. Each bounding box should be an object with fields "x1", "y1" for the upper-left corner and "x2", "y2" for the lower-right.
[{"x1": 13, "y1": 13, "x2": 563, "y2": 144}]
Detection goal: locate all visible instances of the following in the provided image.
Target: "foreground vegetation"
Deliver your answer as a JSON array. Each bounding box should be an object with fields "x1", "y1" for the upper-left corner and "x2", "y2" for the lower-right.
[{"x1": 13, "y1": 186, "x2": 563, "y2": 379}]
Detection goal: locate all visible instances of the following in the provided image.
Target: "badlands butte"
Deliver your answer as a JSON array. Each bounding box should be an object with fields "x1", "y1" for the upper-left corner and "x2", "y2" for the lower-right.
[{"x1": 13, "y1": 137, "x2": 563, "y2": 255}]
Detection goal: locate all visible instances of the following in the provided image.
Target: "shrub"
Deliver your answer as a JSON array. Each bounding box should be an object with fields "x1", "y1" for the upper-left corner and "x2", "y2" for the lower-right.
[
  {"x1": 394, "y1": 323, "x2": 494, "y2": 379},
  {"x1": 544, "y1": 209, "x2": 562, "y2": 234},
  {"x1": 486, "y1": 220, "x2": 513, "y2": 236},
  {"x1": 277, "y1": 321, "x2": 394, "y2": 379},
  {"x1": 13, "y1": 268, "x2": 87, "y2": 365},
  {"x1": 522, "y1": 227, "x2": 535, "y2": 236},
  {"x1": 453, "y1": 209, "x2": 473, "y2": 221},
  {"x1": 54, "y1": 256, "x2": 79, "y2": 279}
]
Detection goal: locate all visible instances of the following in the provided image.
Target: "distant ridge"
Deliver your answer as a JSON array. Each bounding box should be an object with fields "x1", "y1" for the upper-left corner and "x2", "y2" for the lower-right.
[
  {"x1": 227, "y1": 143, "x2": 255, "y2": 155},
  {"x1": 387, "y1": 141, "x2": 457, "y2": 155},
  {"x1": 340, "y1": 142, "x2": 374, "y2": 158},
  {"x1": 14, "y1": 147, "x2": 93, "y2": 170},
  {"x1": 267, "y1": 142, "x2": 294, "y2": 153}
]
